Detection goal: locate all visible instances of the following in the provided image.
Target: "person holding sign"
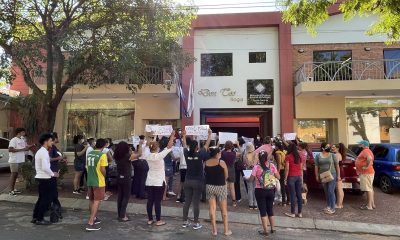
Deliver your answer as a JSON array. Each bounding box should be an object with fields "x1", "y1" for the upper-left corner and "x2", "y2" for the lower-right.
[
  {"x1": 221, "y1": 141, "x2": 238, "y2": 207},
  {"x1": 145, "y1": 131, "x2": 175, "y2": 226},
  {"x1": 181, "y1": 128, "x2": 212, "y2": 230}
]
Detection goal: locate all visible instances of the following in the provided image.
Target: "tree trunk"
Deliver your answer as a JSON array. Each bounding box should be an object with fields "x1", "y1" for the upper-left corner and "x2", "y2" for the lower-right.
[{"x1": 27, "y1": 104, "x2": 57, "y2": 144}]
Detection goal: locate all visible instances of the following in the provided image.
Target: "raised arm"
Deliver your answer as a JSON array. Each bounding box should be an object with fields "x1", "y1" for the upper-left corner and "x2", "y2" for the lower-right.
[
  {"x1": 182, "y1": 130, "x2": 188, "y2": 149},
  {"x1": 167, "y1": 130, "x2": 176, "y2": 149},
  {"x1": 204, "y1": 128, "x2": 212, "y2": 150}
]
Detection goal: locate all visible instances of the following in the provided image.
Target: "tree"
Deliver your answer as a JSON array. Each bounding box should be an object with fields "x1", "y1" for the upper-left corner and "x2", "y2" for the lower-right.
[
  {"x1": 0, "y1": 0, "x2": 196, "y2": 137},
  {"x1": 281, "y1": 0, "x2": 400, "y2": 42}
]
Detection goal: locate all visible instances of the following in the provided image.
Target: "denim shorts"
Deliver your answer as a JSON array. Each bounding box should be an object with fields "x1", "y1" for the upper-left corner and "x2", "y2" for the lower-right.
[
  {"x1": 165, "y1": 166, "x2": 174, "y2": 177},
  {"x1": 74, "y1": 160, "x2": 85, "y2": 172}
]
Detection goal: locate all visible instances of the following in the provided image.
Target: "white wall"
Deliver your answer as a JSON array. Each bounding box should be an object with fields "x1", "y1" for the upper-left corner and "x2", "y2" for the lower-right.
[
  {"x1": 292, "y1": 14, "x2": 388, "y2": 44},
  {"x1": 193, "y1": 28, "x2": 281, "y2": 135}
]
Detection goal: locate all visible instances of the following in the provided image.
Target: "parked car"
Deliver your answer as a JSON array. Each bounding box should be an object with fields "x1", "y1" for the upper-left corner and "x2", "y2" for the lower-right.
[
  {"x1": 370, "y1": 144, "x2": 400, "y2": 194},
  {"x1": 306, "y1": 144, "x2": 360, "y2": 192},
  {"x1": 0, "y1": 137, "x2": 10, "y2": 169}
]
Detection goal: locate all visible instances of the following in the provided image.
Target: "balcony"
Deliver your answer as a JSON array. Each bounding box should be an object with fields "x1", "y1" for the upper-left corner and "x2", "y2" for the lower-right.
[{"x1": 295, "y1": 60, "x2": 400, "y2": 96}]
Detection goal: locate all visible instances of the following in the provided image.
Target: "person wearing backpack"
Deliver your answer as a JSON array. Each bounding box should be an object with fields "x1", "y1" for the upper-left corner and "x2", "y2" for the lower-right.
[
  {"x1": 315, "y1": 142, "x2": 340, "y2": 215},
  {"x1": 274, "y1": 142, "x2": 288, "y2": 205},
  {"x1": 245, "y1": 151, "x2": 280, "y2": 236}
]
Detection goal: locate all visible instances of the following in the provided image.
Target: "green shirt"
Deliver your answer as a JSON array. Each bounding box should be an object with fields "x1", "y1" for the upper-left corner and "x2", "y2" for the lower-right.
[
  {"x1": 315, "y1": 153, "x2": 338, "y2": 175},
  {"x1": 86, "y1": 150, "x2": 108, "y2": 187}
]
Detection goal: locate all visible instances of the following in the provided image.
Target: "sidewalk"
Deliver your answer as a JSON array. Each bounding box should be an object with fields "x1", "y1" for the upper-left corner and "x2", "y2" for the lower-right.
[{"x1": 1, "y1": 193, "x2": 399, "y2": 237}]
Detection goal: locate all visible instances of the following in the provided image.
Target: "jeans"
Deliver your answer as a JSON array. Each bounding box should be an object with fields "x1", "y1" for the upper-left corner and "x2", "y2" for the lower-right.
[
  {"x1": 117, "y1": 179, "x2": 131, "y2": 218},
  {"x1": 255, "y1": 188, "x2": 275, "y2": 217},
  {"x1": 322, "y1": 172, "x2": 337, "y2": 210},
  {"x1": 146, "y1": 184, "x2": 165, "y2": 221},
  {"x1": 183, "y1": 180, "x2": 203, "y2": 222},
  {"x1": 246, "y1": 180, "x2": 257, "y2": 207},
  {"x1": 234, "y1": 165, "x2": 248, "y2": 200},
  {"x1": 288, "y1": 176, "x2": 303, "y2": 214},
  {"x1": 279, "y1": 170, "x2": 289, "y2": 203},
  {"x1": 33, "y1": 178, "x2": 55, "y2": 221}
]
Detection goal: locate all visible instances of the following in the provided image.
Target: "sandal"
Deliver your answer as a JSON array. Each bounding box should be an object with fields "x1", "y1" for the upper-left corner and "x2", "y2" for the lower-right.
[
  {"x1": 155, "y1": 221, "x2": 166, "y2": 226},
  {"x1": 232, "y1": 200, "x2": 237, "y2": 207},
  {"x1": 360, "y1": 205, "x2": 373, "y2": 211},
  {"x1": 147, "y1": 220, "x2": 154, "y2": 225},
  {"x1": 258, "y1": 230, "x2": 269, "y2": 236}
]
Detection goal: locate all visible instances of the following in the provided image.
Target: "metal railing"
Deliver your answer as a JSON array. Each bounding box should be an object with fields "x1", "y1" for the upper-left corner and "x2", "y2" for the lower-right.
[{"x1": 295, "y1": 59, "x2": 400, "y2": 84}]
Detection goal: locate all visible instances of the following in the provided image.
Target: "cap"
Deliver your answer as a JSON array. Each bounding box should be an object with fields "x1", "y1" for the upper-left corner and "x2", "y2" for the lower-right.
[{"x1": 357, "y1": 140, "x2": 370, "y2": 146}]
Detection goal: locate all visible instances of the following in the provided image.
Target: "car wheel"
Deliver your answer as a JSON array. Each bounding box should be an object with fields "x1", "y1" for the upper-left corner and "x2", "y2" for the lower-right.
[{"x1": 379, "y1": 175, "x2": 393, "y2": 194}]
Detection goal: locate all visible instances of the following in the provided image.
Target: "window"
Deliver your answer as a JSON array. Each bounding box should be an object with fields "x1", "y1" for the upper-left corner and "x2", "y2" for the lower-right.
[
  {"x1": 313, "y1": 50, "x2": 352, "y2": 81},
  {"x1": 201, "y1": 53, "x2": 232, "y2": 77},
  {"x1": 297, "y1": 120, "x2": 328, "y2": 143},
  {"x1": 249, "y1": 52, "x2": 266, "y2": 63},
  {"x1": 0, "y1": 138, "x2": 9, "y2": 149},
  {"x1": 383, "y1": 49, "x2": 400, "y2": 79},
  {"x1": 372, "y1": 145, "x2": 389, "y2": 159},
  {"x1": 396, "y1": 150, "x2": 400, "y2": 162}
]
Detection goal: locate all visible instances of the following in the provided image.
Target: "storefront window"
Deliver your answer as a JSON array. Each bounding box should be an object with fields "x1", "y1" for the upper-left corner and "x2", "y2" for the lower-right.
[
  {"x1": 64, "y1": 101, "x2": 135, "y2": 151},
  {"x1": 201, "y1": 53, "x2": 233, "y2": 77},
  {"x1": 346, "y1": 98, "x2": 400, "y2": 144},
  {"x1": 297, "y1": 120, "x2": 328, "y2": 143},
  {"x1": 383, "y1": 49, "x2": 400, "y2": 79}
]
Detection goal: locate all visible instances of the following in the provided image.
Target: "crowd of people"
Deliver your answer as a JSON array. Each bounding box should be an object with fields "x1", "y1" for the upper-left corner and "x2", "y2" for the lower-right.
[{"x1": 6, "y1": 127, "x2": 376, "y2": 236}]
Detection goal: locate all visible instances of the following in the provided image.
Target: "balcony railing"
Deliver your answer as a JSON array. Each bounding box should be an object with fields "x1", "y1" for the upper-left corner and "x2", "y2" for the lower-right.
[{"x1": 295, "y1": 59, "x2": 400, "y2": 84}]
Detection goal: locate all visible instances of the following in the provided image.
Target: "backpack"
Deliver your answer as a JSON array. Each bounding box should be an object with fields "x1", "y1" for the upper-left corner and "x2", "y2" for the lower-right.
[{"x1": 258, "y1": 164, "x2": 278, "y2": 190}]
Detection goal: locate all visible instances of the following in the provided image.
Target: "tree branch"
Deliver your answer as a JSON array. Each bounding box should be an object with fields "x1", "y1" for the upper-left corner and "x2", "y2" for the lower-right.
[{"x1": 13, "y1": 58, "x2": 45, "y2": 97}]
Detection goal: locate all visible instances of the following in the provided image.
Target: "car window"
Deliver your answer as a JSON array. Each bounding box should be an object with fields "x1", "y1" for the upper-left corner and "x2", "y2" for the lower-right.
[
  {"x1": 372, "y1": 145, "x2": 389, "y2": 159},
  {"x1": 396, "y1": 150, "x2": 400, "y2": 163},
  {"x1": 0, "y1": 138, "x2": 9, "y2": 149}
]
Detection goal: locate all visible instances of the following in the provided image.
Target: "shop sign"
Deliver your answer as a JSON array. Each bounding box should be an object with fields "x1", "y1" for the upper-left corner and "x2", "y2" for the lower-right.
[
  {"x1": 247, "y1": 79, "x2": 274, "y2": 105},
  {"x1": 197, "y1": 88, "x2": 244, "y2": 103}
]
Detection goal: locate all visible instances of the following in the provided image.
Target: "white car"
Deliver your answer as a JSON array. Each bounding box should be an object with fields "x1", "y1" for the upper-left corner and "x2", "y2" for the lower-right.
[{"x1": 0, "y1": 137, "x2": 10, "y2": 168}]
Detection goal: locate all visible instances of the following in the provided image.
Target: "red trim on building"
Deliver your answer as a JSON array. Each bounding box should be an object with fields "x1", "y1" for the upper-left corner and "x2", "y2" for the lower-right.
[
  {"x1": 181, "y1": 12, "x2": 294, "y2": 132},
  {"x1": 206, "y1": 117, "x2": 260, "y2": 123}
]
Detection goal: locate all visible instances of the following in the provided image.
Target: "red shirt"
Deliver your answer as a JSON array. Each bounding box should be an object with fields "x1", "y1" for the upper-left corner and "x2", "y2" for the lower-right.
[
  {"x1": 286, "y1": 153, "x2": 303, "y2": 177},
  {"x1": 355, "y1": 148, "x2": 374, "y2": 175}
]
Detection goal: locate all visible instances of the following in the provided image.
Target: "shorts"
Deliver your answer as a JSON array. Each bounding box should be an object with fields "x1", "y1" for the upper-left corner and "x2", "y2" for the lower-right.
[
  {"x1": 180, "y1": 169, "x2": 187, "y2": 183},
  {"x1": 227, "y1": 165, "x2": 235, "y2": 183},
  {"x1": 206, "y1": 184, "x2": 227, "y2": 202},
  {"x1": 165, "y1": 165, "x2": 174, "y2": 177},
  {"x1": 360, "y1": 174, "x2": 374, "y2": 192},
  {"x1": 88, "y1": 187, "x2": 105, "y2": 201},
  {"x1": 74, "y1": 160, "x2": 85, "y2": 172},
  {"x1": 9, "y1": 163, "x2": 21, "y2": 173}
]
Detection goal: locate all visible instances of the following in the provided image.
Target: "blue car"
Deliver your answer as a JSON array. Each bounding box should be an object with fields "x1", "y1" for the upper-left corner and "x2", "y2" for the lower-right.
[{"x1": 370, "y1": 144, "x2": 400, "y2": 194}]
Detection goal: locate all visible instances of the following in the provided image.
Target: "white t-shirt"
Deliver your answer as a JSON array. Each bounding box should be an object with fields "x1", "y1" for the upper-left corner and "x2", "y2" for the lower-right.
[
  {"x1": 8, "y1": 137, "x2": 27, "y2": 163},
  {"x1": 35, "y1": 147, "x2": 54, "y2": 179},
  {"x1": 145, "y1": 148, "x2": 172, "y2": 186}
]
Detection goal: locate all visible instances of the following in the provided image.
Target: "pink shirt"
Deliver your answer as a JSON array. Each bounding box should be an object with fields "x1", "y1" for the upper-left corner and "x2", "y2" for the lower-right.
[
  {"x1": 251, "y1": 162, "x2": 278, "y2": 188},
  {"x1": 254, "y1": 144, "x2": 273, "y2": 156}
]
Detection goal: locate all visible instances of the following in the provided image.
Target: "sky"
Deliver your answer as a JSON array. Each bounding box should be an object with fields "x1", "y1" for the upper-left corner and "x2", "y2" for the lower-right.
[{"x1": 175, "y1": 0, "x2": 280, "y2": 14}]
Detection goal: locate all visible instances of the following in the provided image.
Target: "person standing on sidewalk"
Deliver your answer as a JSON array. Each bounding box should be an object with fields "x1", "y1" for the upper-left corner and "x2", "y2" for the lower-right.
[
  {"x1": 284, "y1": 143, "x2": 304, "y2": 218},
  {"x1": 85, "y1": 138, "x2": 108, "y2": 231},
  {"x1": 315, "y1": 142, "x2": 340, "y2": 214},
  {"x1": 145, "y1": 131, "x2": 175, "y2": 226},
  {"x1": 274, "y1": 142, "x2": 288, "y2": 205},
  {"x1": 205, "y1": 147, "x2": 232, "y2": 237},
  {"x1": 73, "y1": 135, "x2": 88, "y2": 194},
  {"x1": 355, "y1": 140, "x2": 375, "y2": 210},
  {"x1": 332, "y1": 143, "x2": 346, "y2": 209},
  {"x1": 49, "y1": 132, "x2": 64, "y2": 216},
  {"x1": 32, "y1": 133, "x2": 59, "y2": 225},
  {"x1": 8, "y1": 128, "x2": 32, "y2": 196},
  {"x1": 243, "y1": 143, "x2": 258, "y2": 209},
  {"x1": 181, "y1": 129, "x2": 212, "y2": 230},
  {"x1": 245, "y1": 151, "x2": 280, "y2": 236},
  {"x1": 220, "y1": 141, "x2": 237, "y2": 207},
  {"x1": 113, "y1": 141, "x2": 142, "y2": 222}
]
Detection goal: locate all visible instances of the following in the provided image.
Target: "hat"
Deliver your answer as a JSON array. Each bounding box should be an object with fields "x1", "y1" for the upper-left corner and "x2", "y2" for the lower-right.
[{"x1": 357, "y1": 140, "x2": 370, "y2": 146}]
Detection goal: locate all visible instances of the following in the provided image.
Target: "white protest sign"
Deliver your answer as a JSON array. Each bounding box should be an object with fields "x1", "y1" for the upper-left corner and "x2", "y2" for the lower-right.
[
  {"x1": 145, "y1": 124, "x2": 159, "y2": 133},
  {"x1": 185, "y1": 125, "x2": 209, "y2": 136},
  {"x1": 153, "y1": 125, "x2": 173, "y2": 136},
  {"x1": 284, "y1": 133, "x2": 297, "y2": 141},
  {"x1": 132, "y1": 136, "x2": 140, "y2": 148},
  {"x1": 195, "y1": 133, "x2": 217, "y2": 141},
  {"x1": 242, "y1": 136, "x2": 254, "y2": 144},
  {"x1": 219, "y1": 132, "x2": 238, "y2": 144}
]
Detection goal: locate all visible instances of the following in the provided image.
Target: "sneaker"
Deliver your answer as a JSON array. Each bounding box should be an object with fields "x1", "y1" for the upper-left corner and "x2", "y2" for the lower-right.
[
  {"x1": 182, "y1": 221, "x2": 191, "y2": 228},
  {"x1": 285, "y1": 213, "x2": 296, "y2": 218},
  {"x1": 85, "y1": 195, "x2": 89, "y2": 200},
  {"x1": 86, "y1": 224, "x2": 101, "y2": 231},
  {"x1": 193, "y1": 223, "x2": 203, "y2": 230},
  {"x1": 168, "y1": 191, "x2": 176, "y2": 196},
  {"x1": 35, "y1": 220, "x2": 52, "y2": 225},
  {"x1": 73, "y1": 190, "x2": 81, "y2": 195},
  {"x1": 9, "y1": 191, "x2": 17, "y2": 196},
  {"x1": 297, "y1": 213, "x2": 303, "y2": 218},
  {"x1": 13, "y1": 189, "x2": 22, "y2": 194},
  {"x1": 94, "y1": 217, "x2": 101, "y2": 225}
]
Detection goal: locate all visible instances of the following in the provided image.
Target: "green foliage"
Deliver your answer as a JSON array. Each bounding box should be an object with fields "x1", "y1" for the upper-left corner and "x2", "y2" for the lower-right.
[
  {"x1": 0, "y1": 0, "x2": 197, "y2": 134},
  {"x1": 281, "y1": 0, "x2": 400, "y2": 42},
  {"x1": 20, "y1": 161, "x2": 37, "y2": 190}
]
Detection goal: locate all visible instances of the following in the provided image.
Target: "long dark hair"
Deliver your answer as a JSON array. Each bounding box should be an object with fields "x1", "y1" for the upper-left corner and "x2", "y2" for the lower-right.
[
  {"x1": 338, "y1": 143, "x2": 346, "y2": 160},
  {"x1": 113, "y1": 141, "x2": 130, "y2": 161},
  {"x1": 188, "y1": 139, "x2": 198, "y2": 158},
  {"x1": 73, "y1": 135, "x2": 84, "y2": 145},
  {"x1": 259, "y1": 151, "x2": 269, "y2": 171},
  {"x1": 209, "y1": 147, "x2": 220, "y2": 158},
  {"x1": 287, "y1": 143, "x2": 301, "y2": 164}
]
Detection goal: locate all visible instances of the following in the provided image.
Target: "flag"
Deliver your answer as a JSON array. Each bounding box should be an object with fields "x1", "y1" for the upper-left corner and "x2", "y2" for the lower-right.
[{"x1": 186, "y1": 78, "x2": 194, "y2": 118}]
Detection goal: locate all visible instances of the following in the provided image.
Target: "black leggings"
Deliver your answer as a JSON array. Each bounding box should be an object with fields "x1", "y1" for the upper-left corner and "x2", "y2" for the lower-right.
[
  {"x1": 183, "y1": 180, "x2": 202, "y2": 222},
  {"x1": 255, "y1": 188, "x2": 275, "y2": 217},
  {"x1": 146, "y1": 184, "x2": 165, "y2": 221},
  {"x1": 117, "y1": 179, "x2": 132, "y2": 218}
]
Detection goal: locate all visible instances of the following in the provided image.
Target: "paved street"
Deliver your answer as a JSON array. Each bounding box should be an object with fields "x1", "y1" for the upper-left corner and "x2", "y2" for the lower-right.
[{"x1": 0, "y1": 201, "x2": 396, "y2": 240}]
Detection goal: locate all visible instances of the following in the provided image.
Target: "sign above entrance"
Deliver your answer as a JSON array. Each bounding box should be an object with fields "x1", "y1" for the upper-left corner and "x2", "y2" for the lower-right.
[
  {"x1": 197, "y1": 88, "x2": 244, "y2": 103},
  {"x1": 247, "y1": 79, "x2": 274, "y2": 105}
]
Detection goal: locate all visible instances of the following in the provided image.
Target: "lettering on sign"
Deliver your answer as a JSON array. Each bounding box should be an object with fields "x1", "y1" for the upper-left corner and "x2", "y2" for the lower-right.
[
  {"x1": 198, "y1": 89, "x2": 217, "y2": 97},
  {"x1": 185, "y1": 125, "x2": 209, "y2": 136},
  {"x1": 198, "y1": 88, "x2": 244, "y2": 102}
]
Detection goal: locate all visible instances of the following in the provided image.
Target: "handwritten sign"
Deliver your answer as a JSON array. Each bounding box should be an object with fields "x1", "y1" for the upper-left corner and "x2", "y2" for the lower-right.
[
  {"x1": 242, "y1": 136, "x2": 254, "y2": 144},
  {"x1": 219, "y1": 132, "x2": 238, "y2": 144},
  {"x1": 185, "y1": 125, "x2": 209, "y2": 136},
  {"x1": 195, "y1": 133, "x2": 217, "y2": 141},
  {"x1": 152, "y1": 125, "x2": 173, "y2": 136},
  {"x1": 132, "y1": 136, "x2": 140, "y2": 148},
  {"x1": 284, "y1": 133, "x2": 297, "y2": 141},
  {"x1": 145, "y1": 124, "x2": 159, "y2": 133}
]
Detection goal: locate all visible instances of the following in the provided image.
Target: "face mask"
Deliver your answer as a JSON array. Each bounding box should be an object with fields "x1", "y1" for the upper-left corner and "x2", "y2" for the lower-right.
[
  {"x1": 178, "y1": 131, "x2": 182, "y2": 135},
  {"x1": 80, "y1": 139, "x2": 85, "y2": 144},
  {"x1": 257, "y1": 137, "x2": 260, "y2": 140},
  {"x1": 324, "y1": 147, "x2": 331, "y2": 152}
]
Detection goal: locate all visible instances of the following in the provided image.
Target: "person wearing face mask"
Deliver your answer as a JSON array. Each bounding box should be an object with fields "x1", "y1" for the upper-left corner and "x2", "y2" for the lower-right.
[
  {"x1": 254, "y1": 134, "x2": 263, "y2": 149},
  {"x1": 315, "y1": 142, "x2": 340, "y2": 214},
  {"x1": 73, "y1": 135, "x2": 89, "y2": 195}
]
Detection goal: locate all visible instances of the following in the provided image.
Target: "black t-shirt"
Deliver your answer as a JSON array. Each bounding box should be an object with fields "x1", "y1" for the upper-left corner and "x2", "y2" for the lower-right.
[
  {"x1": 49, "y1": 145, "x2": 60, "y2": 172},
  {"x1": 74, "y1": 144, "x2": 86, "y2": 164},
  {"x1": 184, "y1": 148, "x2": 209, "y2": 181},
  {"x1": 116, "y1": 153, "x2": 132, "y2": 179}
]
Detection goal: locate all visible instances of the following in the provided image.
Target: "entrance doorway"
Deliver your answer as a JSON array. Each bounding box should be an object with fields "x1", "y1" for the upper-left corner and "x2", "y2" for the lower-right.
[{"x1": 200, "y1": 108, "x2": 273, "y2": 139}]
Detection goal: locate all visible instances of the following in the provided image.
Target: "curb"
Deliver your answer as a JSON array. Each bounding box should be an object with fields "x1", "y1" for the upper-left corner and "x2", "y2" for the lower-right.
[{"x1": 0, "y1": 193, "x2": 399, "y2": 237}]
